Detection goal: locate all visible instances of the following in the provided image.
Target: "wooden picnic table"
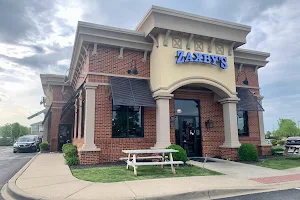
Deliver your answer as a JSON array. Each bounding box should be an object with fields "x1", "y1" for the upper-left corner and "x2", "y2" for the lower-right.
[{"x1": 121, "y1": 149, "x2": 183, "y2": 176}]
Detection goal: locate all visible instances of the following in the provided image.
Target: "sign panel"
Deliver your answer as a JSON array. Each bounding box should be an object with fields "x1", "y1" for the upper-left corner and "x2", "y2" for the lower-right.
[{"x1": 175, "y1": 50, "x2": 228, "y2": 69}]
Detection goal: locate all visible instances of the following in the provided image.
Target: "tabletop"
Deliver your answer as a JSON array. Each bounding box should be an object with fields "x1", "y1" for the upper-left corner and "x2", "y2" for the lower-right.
[{"x1": 122, "y1": 149, "x2": 178, "y2": 154}]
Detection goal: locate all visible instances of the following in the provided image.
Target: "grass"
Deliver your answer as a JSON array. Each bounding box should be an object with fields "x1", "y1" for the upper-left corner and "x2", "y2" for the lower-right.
[
  {"x1": 71, "y1": 165, "x2": 222, "y2": 183},
  {"x1": 256, "y1": 156, "x2": 300, "y2": 170}
]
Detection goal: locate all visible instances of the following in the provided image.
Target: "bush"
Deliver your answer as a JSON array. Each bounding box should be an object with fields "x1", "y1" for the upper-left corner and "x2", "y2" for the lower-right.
[
  {"x1": 65, "y1": 156, "x2": 79, "y2": 166},
  {"x1": 62, "y1": 144, "x2": 79, "y2": 166},
  {"x1": 277, "y1": 140, "x2": 285, "y2": 146},
  {"x1": 39, "y1": 142, "x2": 49, "y2": 152},
  {"x1": 271, "y1": 140, "x2": 278, "y2": 146},
  {"x1": 0, "y1": 138, "x2": 13, "y2": 146},
  {"x1": 238, "y1": 143, "x2": 258, "y2": 161},
  {"x1": 271, "y1": 147, "x2": 285, "y2": 155},
  {"x1": 166, "y1": 144, "x2": 188, "y2": 163}
]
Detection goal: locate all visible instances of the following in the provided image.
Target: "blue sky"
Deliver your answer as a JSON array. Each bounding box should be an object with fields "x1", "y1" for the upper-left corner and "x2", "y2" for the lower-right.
[{"x1": 0, "y1": 0, "x2": 299, "y2": 132}]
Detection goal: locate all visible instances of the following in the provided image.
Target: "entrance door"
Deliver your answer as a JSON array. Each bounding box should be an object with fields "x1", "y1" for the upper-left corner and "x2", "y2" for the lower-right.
[
  {"x1": 178, "y1": 116, "x2": 199, "y2": 157},
  {"x1": 58, "y1": 124, "x2": 72, "y2": 151}
]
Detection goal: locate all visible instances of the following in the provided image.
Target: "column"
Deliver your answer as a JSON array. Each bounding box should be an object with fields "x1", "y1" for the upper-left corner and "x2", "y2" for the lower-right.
[
  {"x1": 152, "y1": 94, "x2": 173, "y2": 149},
  {"x1": 257, "y1": 96, "x2": 269, "y2": 146},
  {"x1": 42, "y1": 119, "x2": 48, "y2": 143},
  {"x1": 219, "y1": 97, "x2": 241, "y2": 148},
  {"x1": 80, "y1": 84, "x2": 100, "y2": 151}
]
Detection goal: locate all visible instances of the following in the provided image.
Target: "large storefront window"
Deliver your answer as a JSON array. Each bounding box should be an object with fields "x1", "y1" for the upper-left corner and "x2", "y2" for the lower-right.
[
  {"x1": 237, "y1": 111, "x2": 249, "y2": 136},
  {"x1": 112, "y1": 106, "x2": 144, "y2": 138}
]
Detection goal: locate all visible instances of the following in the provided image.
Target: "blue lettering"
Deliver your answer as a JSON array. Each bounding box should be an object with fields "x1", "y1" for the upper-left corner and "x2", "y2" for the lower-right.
[
  {"x1": 210, "y1": 55, "x2": 219, "y2": 66},
  {"x1": 185, "y1": 52, "x2": 194, "y2": 62},
  {"x1": 176, "y1": 50, "x2": 185, "y2": 64},
  {"x1": 203, "y1": 54, "x2": 211, "y2": 64},
  {"x1": 194, "y1": 53, "x2": 203, "y2": 63},
  {"x1": 220, "y1": 57, "x2": 228, "y2": 69}
]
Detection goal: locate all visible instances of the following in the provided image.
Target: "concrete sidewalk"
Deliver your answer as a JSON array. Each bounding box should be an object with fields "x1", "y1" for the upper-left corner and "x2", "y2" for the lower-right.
[{"x1": 2, "y1": 154, "x2": 300, "y2": 200}]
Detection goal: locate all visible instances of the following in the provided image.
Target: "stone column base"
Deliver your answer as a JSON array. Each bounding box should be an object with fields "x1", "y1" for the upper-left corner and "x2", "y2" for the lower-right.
[
  {"x1": 220, "y1": 147, "x2": 239, "y2": 160},
  {"x1": 78, "y1": 150, "x2": 101, "y2": 165},
  {"x1": 258, "y1": 145, "x2": 272, "y2": 156}
]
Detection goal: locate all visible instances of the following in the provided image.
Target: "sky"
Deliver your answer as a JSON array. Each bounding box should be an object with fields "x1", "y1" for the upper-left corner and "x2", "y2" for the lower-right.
[{"x1": 0, "y1": 0, "x2": 299, "y2": 132}]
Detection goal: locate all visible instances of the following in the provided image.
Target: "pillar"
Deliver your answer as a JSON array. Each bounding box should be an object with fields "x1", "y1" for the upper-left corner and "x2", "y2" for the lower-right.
[
  {"x1": 42, "y1": 118, "x2": 48, "y2": 143},
  {"x1": 219, "y1": 97, "x2": 241, "y2": 148},
  {"x1": 152, "y1": 94, "x2": 173, "y2": 149},
  {"x1": 80, "y1": 84, "x2": 100, "y2": 151},
  {"x1": 256, "y1": 96, "x2": 271, "y2": 155}
]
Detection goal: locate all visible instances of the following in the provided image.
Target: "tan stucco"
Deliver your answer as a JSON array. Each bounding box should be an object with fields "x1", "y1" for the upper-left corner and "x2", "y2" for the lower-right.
[{"x1": 150, "y1": 34, "x2": 237, "y2": 98}]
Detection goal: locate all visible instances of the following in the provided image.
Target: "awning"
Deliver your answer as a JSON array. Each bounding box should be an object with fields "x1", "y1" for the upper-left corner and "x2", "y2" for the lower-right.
[
  {"x1": 60, "y1": 81, "x2": 85, "y2": 119},
  {"x1": 236, "y1": 87, "x2": 264, "y2": 111},
  {"x1": 110, "y1": 77, "x2": 156, "y2": 107},
  {"x1": 42, "y1": 105, "x2": 52, "y2": 125},
  {"x1": 27, "y1": 109, "x2": 46, "y2": 119}
]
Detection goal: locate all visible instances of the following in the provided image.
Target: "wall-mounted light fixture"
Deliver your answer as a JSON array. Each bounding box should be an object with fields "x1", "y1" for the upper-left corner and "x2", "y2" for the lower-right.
[
  {"x1": 128, "y1": 60, "x2": 138, "y2": 75},
  {"x1": 205, "y1": 119, "x2": 214, "y2": 131},
  {"x1": 176, "y1": 109, "x2": 182, "y2": 114},
  {"x1": 236, "y1": 70, "x2": 249, "y2": 85}
]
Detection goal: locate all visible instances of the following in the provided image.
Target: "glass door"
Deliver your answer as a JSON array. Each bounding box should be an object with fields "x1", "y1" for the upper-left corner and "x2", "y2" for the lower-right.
[{"x1": 178, "y1": 116, "x2": 197, "y2": 157}]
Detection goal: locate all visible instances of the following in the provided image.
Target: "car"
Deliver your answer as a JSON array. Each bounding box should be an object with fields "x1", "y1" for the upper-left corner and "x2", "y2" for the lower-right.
[
  {"x1": 13, "y1": 135, "x2": 41, "y2": 153},
  {"x1": 285, "y1": 136, "x2": 300, "y2": 153}
]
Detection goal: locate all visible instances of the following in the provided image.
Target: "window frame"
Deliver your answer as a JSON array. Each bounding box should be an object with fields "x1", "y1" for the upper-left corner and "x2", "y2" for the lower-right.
[
  {"x1": 112, "y1": 105, "x2": 144, "y2": 138},
  {"x1": 237, "y1": 110, "x2": 249, "y2": 137}
]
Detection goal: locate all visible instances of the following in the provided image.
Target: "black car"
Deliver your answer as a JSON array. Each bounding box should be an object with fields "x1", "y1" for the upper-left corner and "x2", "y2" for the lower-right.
[{"x1": 13, "y1": 135, "x2": 41, "y2": 153}]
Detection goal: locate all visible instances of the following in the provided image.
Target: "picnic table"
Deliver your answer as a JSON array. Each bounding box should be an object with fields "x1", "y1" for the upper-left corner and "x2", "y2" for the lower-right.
[{"x1": 121, "y1": 149, "x2": 183, "y2": 176}]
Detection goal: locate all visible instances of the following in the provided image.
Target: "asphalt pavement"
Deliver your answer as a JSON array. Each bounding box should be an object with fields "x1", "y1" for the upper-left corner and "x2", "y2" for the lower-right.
[
  {"x1": 0, "y1": 146, "x2": 36, "y2": 200},
  {"x1": 218, "y1": 188, "x2": 300, "y2": 200}
]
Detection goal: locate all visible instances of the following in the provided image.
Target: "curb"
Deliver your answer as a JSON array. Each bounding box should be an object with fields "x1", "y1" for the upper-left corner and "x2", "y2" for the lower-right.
[
  {"x1": 5, "y1": 153, "x2": 44, "y2": 200},
  {"x1": 136, "y1": 188, "x2": 266, "y2": 200}
]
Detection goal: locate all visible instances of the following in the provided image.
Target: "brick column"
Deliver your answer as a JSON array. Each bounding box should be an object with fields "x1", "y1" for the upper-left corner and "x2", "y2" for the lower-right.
[
  {"x1": 152, "y1": 93, "x2": 173, "y2": 149},
  {"x1": 80, "y1": 83, "x2": 100, "y2": 151}
]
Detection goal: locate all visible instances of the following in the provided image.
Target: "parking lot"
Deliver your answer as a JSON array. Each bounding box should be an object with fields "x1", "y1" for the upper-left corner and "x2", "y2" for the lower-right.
[{"x1": 0, "y1": 146, "x2": 36, "y2": 199}]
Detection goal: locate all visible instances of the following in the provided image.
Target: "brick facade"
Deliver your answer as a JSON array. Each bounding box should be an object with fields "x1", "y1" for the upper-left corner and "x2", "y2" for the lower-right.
[{"x1": 66, "y1": 46, "x2": 270, "y2": 164}]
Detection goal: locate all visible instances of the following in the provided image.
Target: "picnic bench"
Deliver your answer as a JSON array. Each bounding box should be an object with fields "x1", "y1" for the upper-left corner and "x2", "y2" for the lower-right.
[{"x1": 121, "y1": 149, "x2": 183, "y2": 176}]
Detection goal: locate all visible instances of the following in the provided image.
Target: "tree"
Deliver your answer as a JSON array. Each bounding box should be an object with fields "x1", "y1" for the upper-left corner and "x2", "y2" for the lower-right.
[
  {"x1": 273, "y1": 119, "x2": 300, "y2": 138},
  {"x1": 265, "y1": 131, "x2": 272, "y2": 139},
  {"x1": 0, "y1": 124, "x2": 12, "y2": 138}
]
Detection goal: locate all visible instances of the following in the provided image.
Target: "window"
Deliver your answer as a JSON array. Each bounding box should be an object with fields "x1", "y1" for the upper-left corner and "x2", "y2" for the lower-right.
[
  {"x1": 81, "y1": 100, "x2": 85, "y2": 138},
  {"x1": 237, "y1": 111, "x2": 249, "y2": 136},
  {"x1": 112, "y1": 105, "x2": 144, "y2": 138}
]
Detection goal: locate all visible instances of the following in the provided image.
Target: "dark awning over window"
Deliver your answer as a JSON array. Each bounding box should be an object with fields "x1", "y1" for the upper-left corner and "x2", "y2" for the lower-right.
[
  {"x1": 236, "y1": 87, "x2": 264, "y2": 111},
  {"x1": 110, "y1": 77, "x2": 156, "y2": 107}
]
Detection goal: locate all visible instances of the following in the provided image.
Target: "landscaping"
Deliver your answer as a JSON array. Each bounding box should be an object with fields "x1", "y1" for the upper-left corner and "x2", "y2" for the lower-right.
[
  {"x1": 71, "y1": 165, "x2": 222, "y2": 182},
  {"x1": 256, "y1": 156, "x2": 300, "y2": 170}
]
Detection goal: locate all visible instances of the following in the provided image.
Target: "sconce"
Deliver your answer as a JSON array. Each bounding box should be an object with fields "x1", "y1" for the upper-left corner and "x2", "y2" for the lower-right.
[
  {"x1": 205, "y1": 119, "x2": 214, "y2": 131},
  {"x1": 236, "y1": 70, "x2": 248, "y2": 85},
  {"x1": 128, "y1": 60, "x2": 138, "y2": 75}
]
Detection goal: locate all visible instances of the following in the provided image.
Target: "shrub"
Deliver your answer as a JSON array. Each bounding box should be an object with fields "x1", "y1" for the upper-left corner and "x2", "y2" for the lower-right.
[
  {"x1": 0, "y1": 138, "x2": 13, "y2": 146},
  {"x1": 166, "y1": 144, "x2": 188, "y2": 163},
  {"x1": 271, "y1": 140, "x2": 278, "y2": 146},
  {"x1": 277, "y1": 140, "x2": 285, "y2": 146},
  {"x1": 62, "y1": 144, "x2": 79, "y2": 166},
  {"x1": 62, "y1": 143, "x2": 73, "y2": 153},
  {"x1": 238, "y1": 143, "x2": 258, "y2": 161},
  {"x1": 271, "y1": 147, "x2": 285, "y2": 155},
  {"x1": 65, "y1": 156, "x2": 79, "y2": 166},
  {"x1": 39, "y1": 142, "x2": 49, "y2": 152}
]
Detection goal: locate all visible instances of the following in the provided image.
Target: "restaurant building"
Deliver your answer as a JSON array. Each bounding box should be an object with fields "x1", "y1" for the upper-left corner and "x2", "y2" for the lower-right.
[{"x1": 38, "y1": 6, "x2": 271, "y2": 164}]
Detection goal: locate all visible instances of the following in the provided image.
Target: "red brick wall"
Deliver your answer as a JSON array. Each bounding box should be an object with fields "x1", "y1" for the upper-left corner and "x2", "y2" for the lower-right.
[
  {"x1": 94, "y1": 85, "x2": 156, "y2": 163},
  {"x1": 79, "y1": 151, "x2": 100, "y2": 165},
  {"x1": 89, "y1": 46, "x2": 150, "y2": 78},
  {"x1": 235, "y1": 65, "x2": 259, "y2": 87}
]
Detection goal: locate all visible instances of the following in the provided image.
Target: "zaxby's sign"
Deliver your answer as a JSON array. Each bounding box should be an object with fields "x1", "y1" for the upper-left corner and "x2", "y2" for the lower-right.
[{"x1": 175, "y1": 50, "x2": 228, "y2": 69}]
